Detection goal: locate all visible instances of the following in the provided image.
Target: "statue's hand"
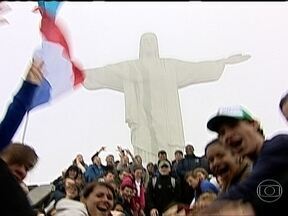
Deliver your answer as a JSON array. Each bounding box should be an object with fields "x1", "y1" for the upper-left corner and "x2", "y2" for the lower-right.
[{"x1": 222, "y1": 54, "x2": 251, "y2": 65}]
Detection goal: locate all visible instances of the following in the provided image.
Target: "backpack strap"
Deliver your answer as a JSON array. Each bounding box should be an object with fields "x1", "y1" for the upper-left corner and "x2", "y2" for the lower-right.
[
  {"x1": 152, "y1": 176, "x2": 157, "y2": 189},
  {"x1": 171, "y1": 177, "x2": 176, "y2": 189}
]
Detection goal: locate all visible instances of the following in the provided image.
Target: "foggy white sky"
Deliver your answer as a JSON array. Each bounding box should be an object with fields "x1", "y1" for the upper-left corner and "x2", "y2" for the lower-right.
[{"x1": 1, "y1": 2, "x2": 288, "y2": 184}]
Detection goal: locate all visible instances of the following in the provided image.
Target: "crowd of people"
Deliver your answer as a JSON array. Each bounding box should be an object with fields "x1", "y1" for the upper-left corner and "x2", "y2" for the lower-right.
[
  {"x1": 44, "y1": 142, "x2": 213, "y2": 216},
  {"x1": 1, "y1": 57, "x2": 288, "y2": 216},
  {"x1": 2, "y1": 2, "x2": 288, "y2": 216}
]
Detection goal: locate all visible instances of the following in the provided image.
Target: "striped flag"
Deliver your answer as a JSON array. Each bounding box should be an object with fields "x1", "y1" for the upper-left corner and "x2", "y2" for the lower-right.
[{"x1": 30, "y1": 2, "x2": 84, "y2": 110}]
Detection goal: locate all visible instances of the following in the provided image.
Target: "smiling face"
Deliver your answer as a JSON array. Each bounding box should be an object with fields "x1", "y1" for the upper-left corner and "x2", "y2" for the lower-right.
[
  {"x1": 8, "y1": 163, "x2": 29, "y2": 182},
  {"x1": 104, "y1": 172, "x2": 115, "y2": 183},
  {"x1": 134, "y1": 168, "x2": 143, "y2": 180},
  {"x1": 64, "y1": 178, "x2": 79, "y2": 199},
  {"x1": 186, "y1": 176, "x2": 199, "y2": 189},
  {"x1": 159, "y1": 164, "x2": 171, "y2": 175},
  {"x1": 217, "y1": 120, "x2": 264, "y2": 160},
  {"x1": 1, "y1": 144, "x2": 37, "y2": 182},
  {"x1": 121, "y1": 186, "x2": 134, "y2": 202},
  {"x1": 84, "y1": 184, "x2": 114, "y2": 216},
  {"x1": 206, "y1": 141, "x2": 242, "y2": 185}
]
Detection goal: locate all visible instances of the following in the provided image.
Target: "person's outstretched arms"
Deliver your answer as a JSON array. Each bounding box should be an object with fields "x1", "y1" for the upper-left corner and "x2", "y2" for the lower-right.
[{"x1": 0, "y1": 59, "x2": 43, "y2": 150}]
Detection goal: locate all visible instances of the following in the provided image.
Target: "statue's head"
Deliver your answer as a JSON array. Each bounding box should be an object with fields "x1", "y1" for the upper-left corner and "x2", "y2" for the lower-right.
[{"x1": 139, "y1": 32, "x2": 159, "y2": 60}]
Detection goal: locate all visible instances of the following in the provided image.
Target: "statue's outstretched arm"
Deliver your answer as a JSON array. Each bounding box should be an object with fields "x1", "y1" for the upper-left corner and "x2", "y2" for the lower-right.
[
  {"x1": 165, "y1": 54, "x2": 250, "y2": 89},
  {"x1": 83, "y1": 62, "x2": 126, "y2": 92}
]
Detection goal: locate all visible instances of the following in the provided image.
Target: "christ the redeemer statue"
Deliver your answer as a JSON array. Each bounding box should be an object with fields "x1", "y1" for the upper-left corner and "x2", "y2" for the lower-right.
[{"x1": 83, "y1": 32, "x2": 250, "y2": 162}]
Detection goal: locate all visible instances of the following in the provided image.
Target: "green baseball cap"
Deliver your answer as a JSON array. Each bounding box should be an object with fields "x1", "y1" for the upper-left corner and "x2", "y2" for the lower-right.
[{"x1": 207, "y1": 105, "x2": 254, "y2": 132}]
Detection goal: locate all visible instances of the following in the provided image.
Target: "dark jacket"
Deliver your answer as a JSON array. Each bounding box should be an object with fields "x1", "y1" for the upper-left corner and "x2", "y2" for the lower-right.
[
  {"x1": 0, "y1": 81, "x2": 38, "y2": 150},
  {"x1": 122, "y1": 199, "x2": 134, "y2": 216},
  {"x1": 176, "y1": 154, "x2": 202, "y2": 178},
  {"x1": 147, "y1": 174, "x2": 181, "y2": 214},
  {"x1": 0, "y1": 158, "x2": 37, "y2": 216},
  {"x1": 171, "y1": 160, "x2": 180, "y2": 178}
]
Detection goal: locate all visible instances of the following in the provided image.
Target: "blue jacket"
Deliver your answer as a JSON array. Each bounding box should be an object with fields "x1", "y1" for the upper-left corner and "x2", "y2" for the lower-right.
[
  {"x1": 0, "y1": 81, "x2": 38, "y2": 150},
  {"x1": 84, "y1": 164, "x2": 105, "y2": 183},
  {"x1": 195, "y1": 179, "x2": 219, "y2": 200},
  {"x1": 220, "y1": 134, "x2": 288, "y2": 215}
]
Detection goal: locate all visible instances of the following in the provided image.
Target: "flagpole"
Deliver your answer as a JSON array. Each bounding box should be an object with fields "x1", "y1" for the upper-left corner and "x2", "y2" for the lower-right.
[{"x1": 22, "y1": 112, "x2": 30, "y2": 144}]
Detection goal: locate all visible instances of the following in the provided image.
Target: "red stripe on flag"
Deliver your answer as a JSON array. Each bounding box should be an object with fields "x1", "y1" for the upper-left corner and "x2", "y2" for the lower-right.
[
  {"x1": 40, "y1": 12, "x2": 71, "y2": 58},
  {"x1": 72, "y1": 63, "x2": 84, "y2": 86},
  {"x1": 39, "y1": 10, "x2": 84, "y2": 86}
]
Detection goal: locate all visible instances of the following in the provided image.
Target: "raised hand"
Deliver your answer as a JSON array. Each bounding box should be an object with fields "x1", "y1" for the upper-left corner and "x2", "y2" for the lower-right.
[
  {"x1": 117, "y1": 146, "x2": 123, "y2": 152},
  {"x1": 25, "y1": 59, "x2": 44, "y2": 85},
  {"x1": 125, "y1": 149, "x2": 132, "y2": 155}
]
